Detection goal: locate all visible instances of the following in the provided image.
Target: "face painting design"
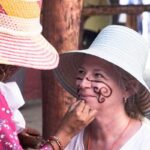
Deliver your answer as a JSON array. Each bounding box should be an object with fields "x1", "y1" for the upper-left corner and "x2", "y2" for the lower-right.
[{"x1": 76, "y1": 77, "x2": 112, "y2": 103}]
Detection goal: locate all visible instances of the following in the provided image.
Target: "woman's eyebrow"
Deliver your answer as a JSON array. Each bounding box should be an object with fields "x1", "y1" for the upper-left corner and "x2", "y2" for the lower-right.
[
  {"x1": 78, "y1": 66, "x2": 85, "y2": 69},
  {"x1": 94, "y1": 68, "x2": 101, "y2": 71},
  {"x1": 93, "y1": 68, "x2": 104, "y2": 72}
]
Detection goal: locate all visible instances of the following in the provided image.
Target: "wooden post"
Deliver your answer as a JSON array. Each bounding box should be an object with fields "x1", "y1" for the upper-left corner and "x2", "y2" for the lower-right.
[
  {"x1": 41, "y1": 0, "x2": 83, "y2": 138},
  {"x1": 126, "y1": 14, "x2": 137, "y2": 30}
]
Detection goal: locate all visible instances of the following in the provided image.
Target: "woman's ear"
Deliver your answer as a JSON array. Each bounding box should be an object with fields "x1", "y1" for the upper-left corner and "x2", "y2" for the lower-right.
[{"x1": 124, "y1": 79, "x2": 139, "y2": 98}]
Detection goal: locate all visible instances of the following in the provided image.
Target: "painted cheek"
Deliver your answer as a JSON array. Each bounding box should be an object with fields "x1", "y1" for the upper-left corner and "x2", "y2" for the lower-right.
[{"x1": 91, "y1": 81, "x2": 112, "y2": 103}]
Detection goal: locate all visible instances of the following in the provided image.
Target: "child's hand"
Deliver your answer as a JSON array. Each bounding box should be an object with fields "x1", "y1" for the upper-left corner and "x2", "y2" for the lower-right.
[
  {"x1": 55, "y1": 100, "x2": 97, "y2": 147},
  {"x1": 18, "y1": 127, "x2": 45, "y2": 149}
]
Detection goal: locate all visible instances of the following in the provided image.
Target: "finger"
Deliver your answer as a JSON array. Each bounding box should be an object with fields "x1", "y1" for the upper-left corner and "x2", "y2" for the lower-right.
[
  {"x1": 87, "y1": 109, "x2": 97, "y2": 122},
  {"x1": 89, "y1": 109, "x2": 97, "y2": 117},
  {"x1": 87, "y1": 116, "x2": 96, "y2": 125},
  {"x1": 82, "y1": 104, "x2": 91, "y2": 114},
  {"x1": 74, "y1": 100, "x2": 86, "y2": 112},
  {"x1": 68, "y1": 100, "x2": 85, "y2": 112},
  {"x1": 67, "y1": 100, "x2": 81, "y2": 112},
  {"x1": 25, "y1": 127, "x2": 41, "y2": 136}
]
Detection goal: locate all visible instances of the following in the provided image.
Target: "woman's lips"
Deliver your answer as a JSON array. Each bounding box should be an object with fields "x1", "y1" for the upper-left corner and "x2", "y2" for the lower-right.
[{"x1": 78, "y1": 94, "x2": 97, "y2": 100}]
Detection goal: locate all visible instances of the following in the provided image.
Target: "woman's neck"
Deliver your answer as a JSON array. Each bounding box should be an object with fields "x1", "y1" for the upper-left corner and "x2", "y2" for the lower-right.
[
  {"x1": 84, "y1": 112, "x2": 141, "y2": 150},
  {"x1": 89, "y1": 112, "x2": 130, "y2": 139}
]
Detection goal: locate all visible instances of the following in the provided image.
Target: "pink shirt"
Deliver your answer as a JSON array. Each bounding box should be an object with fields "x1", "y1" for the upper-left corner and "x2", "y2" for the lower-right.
[
  {"x1": 0, "y1": 92, "x2": 52, "y2": 149},
  {"x1": 0, "y1": 92, "x2": 22, "y2": 149}
]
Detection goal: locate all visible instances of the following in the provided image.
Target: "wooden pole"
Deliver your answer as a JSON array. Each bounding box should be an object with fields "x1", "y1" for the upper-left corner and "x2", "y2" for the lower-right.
[
  {"x1": 41, "y1": 0, "x2": 83, "y2": 138},
  {"x1": 126, "y1": 14, "x2": 137, "y2": 30},
  {"x1": 82, "y1": 5, "x2": 150, "y2": 16}
]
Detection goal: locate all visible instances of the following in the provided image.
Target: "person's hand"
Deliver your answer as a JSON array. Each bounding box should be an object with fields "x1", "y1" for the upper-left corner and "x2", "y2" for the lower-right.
[
  {"x1": 18, "y1": 127, "x2": 45, "y2": 149},
  {"x1": 55, "y1": 100, "x2": 97, "y2": 147}
]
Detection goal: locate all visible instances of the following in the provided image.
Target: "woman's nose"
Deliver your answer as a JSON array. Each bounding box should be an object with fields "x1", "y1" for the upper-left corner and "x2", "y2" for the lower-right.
[{"x1": 79, "y1": 77, "x2": 92, "y2": 88}]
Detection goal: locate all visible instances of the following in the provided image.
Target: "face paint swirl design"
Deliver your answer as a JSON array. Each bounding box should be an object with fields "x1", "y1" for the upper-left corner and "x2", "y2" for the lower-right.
[{"x1": 76, "y1": 77, "x2": 112, "y2": 103}]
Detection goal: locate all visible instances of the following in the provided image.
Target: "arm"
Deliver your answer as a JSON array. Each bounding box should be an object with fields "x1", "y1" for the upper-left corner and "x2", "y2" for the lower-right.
[{"x1": 42, "y1": 100, "x2": 97, "y2": 150}]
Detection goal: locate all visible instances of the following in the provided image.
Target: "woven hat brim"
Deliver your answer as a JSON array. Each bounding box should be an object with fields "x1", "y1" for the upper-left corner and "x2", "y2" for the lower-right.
[
  {"x1": 54, "y1": 50, "x2": 150, "y2": 117},
  {"x1": 54, "y1": 24, "x2": 150, "y2": 118},
  {"x1": 0, "y1": 33, "x2": 59, "y2": 70},
  {"x1": 54, "y1": 50, "x2": 150, "y2": 98}
]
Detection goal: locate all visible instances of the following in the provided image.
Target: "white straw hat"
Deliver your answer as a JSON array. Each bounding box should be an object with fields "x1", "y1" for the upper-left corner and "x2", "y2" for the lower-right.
[
  {"x1": 0, "y1": 0, "x2": 59, "y2": 70},
  {"x1": 54, "y1": 25, "x2": 150, "y2": 116}
]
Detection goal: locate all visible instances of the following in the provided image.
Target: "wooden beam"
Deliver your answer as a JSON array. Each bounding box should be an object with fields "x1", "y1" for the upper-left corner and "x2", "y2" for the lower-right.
[{"x1": 82, "y1": 5, "x2": 150, "y2": 16}]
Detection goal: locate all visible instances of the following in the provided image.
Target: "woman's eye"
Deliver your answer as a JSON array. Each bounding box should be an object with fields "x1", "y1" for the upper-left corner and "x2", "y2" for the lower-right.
[
  {"x1": 76, "y1": 70, "x2": 85, "y2": 80},
  {"x1": 94, "y1": 73, "x2": 104, "y2": 78},
  {"x1": 78, "y1": 69, "x2": 85, "y2": 75}
]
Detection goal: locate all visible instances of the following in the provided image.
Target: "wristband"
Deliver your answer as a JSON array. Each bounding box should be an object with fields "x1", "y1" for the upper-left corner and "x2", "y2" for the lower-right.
[{"x1": 47, "y1": 136, "x2": 63, "y2": 150}]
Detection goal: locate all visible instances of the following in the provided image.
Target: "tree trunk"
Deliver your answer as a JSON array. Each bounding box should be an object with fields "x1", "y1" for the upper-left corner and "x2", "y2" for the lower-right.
[{"x1": 41, "y1": 0, "x2": 83, "y2": 139}]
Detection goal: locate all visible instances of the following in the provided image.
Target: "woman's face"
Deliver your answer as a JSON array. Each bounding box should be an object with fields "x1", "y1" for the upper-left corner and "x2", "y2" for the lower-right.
[
  {"x1": 76, "y1": 55, "x2": 125, "y2": 109},
  {"x1": 0, "y1": 65, "x2": 19, "y2": 81}
]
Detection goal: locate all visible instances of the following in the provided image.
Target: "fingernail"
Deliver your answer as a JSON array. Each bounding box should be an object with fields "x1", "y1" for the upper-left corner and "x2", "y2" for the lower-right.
[{"x1": 81, "y1": 100, "x2": 85, "y2": 103}]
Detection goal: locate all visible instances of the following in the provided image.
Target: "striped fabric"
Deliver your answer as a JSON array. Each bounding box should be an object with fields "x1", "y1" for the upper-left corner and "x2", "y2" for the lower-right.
[{"x1": 0, "y1": 0, "x2": 59, "y2": 70}]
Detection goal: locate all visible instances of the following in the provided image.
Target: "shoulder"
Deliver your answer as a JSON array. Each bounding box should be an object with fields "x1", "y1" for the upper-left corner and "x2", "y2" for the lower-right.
[
  {"x1": 141, "y1": 118, "x2": 150, "y2": 134},
  {"x1": 121, "y1": 119, "x2": 150, "y2": 150},
  {"x1": 134, "y1": 118, "x2": 150, "y2": 143}
]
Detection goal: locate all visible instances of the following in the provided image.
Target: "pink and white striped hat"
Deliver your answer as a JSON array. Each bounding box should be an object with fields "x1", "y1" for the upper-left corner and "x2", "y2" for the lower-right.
[{"x1": 0, "y1": 0, "x2": 59, "y2": 70}]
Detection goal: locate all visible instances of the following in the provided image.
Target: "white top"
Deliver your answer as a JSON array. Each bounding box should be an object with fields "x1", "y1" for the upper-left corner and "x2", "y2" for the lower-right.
[
  {"x1": 0, "y1": 82, "x2": 25, "y2": 133},
  {"x1": 65, "y1": 119, "x2": 150, "y2": 150}
]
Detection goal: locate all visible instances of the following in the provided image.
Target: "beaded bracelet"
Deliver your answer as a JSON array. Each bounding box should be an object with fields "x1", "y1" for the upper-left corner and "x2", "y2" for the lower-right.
[{"x1": 47, "y1": 136, "x2": 63, "y2": 150}]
